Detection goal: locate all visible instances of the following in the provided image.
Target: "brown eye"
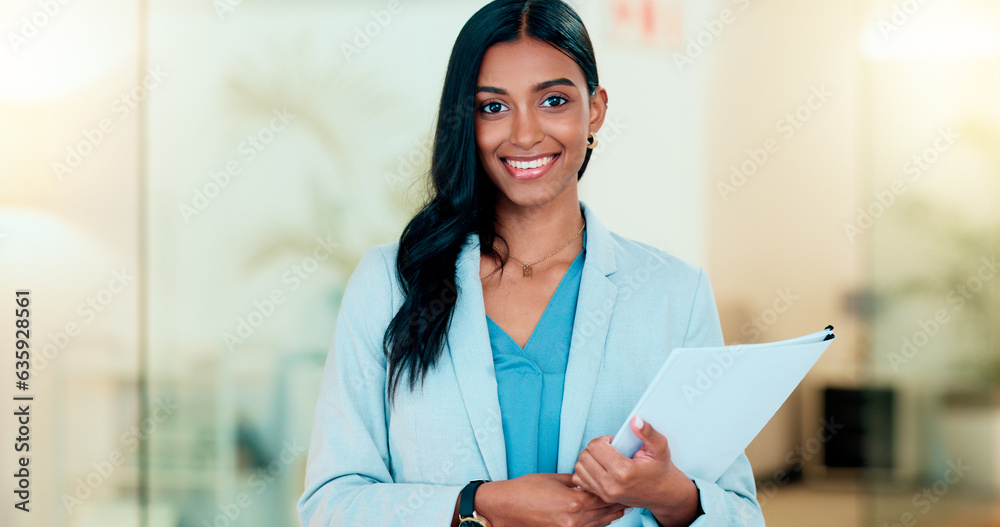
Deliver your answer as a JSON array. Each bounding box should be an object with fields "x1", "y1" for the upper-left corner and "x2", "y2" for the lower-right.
[
  {"x1": 480, "y1": 101, "x2": 507, "y2": 115},
  {"x1": 542, "y1": 96, "x2": 568, "y2": 108}
]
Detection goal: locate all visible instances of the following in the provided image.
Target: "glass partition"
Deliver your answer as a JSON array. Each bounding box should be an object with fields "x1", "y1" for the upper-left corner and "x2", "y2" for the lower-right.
[
  {"x1": 143, "y1": 1, "x2": 464, "y2": 524},
  {"x1": 858, "y1": 1, "x2": 1000, "y2": 523}
]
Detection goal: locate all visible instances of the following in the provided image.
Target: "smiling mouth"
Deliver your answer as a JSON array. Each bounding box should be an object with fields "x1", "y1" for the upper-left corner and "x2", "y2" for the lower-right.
[
  {"x1": 502, "y1": 154, "x2": 558, "y2": 170},
  {"x1": 500, "y1": 153, "x2": 560, "y2": 181}
]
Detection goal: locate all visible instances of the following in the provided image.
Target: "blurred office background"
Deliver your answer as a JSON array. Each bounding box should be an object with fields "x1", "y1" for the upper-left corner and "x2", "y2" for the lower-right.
[{"x1": 1, "y1": 0, "x2": 998, "y2": 525}]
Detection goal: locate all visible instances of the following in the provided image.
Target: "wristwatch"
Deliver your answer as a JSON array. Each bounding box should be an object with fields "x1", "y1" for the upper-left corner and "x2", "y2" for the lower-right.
[{"x1": 457, "y1": 480, "x2": 493, "y2": 527}]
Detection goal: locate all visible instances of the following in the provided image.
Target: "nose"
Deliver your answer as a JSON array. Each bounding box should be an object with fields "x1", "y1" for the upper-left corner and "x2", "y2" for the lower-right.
[{"x1": 508, "y1": 108, "x2": 543, "y2": 150}]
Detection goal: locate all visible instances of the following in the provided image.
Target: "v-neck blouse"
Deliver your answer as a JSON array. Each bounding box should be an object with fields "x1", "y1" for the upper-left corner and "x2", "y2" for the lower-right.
[{"x1": 485, "y1": 229, "x2": 586, "y2": 479}]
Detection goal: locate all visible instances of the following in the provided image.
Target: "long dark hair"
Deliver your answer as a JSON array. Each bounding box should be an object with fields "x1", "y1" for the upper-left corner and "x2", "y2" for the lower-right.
[{"x1": 383, "y1": 0, "x2": 600, "y2": 403}]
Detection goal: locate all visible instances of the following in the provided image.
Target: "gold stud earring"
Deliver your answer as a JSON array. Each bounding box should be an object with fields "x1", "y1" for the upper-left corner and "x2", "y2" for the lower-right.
[{"x1": 587, "y1": 132, "x2": 598, "y2": 149}]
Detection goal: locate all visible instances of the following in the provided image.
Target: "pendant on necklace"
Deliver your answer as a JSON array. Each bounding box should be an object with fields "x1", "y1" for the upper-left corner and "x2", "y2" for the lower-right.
[{"x1": 523, "y1": 265, "x2": 532, "y2": 279}]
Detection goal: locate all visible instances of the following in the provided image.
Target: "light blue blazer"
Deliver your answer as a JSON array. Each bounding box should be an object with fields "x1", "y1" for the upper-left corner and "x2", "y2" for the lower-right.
[{"x1": 298, "y1": 200, "x2": 764, "y2": 526}]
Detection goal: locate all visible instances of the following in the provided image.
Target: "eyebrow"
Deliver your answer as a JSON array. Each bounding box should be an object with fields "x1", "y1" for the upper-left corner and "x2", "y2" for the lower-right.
[{"x1": 475, "y1": 77, "x2": 576, "y2": 95}]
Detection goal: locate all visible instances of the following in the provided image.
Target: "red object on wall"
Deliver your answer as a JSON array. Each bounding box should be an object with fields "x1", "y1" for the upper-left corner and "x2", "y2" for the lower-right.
[
  {"x1": 610, "y1": 0, "x2": 684, "y2": 52},
  {"x1": 643, "y1": 0, "x2": 655, "y2": 39}
]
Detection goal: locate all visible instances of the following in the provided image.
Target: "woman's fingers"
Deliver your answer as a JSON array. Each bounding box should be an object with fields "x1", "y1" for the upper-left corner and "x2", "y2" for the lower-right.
[
  {"x1": 585, "y1": 436, "x2": 631, "y2": 477},
  {"x1": 566, "y1": 484, "x2": 612, "y2": 512},
  {"x1": 575, "y1": 447, "x2": 621, "y2": 501},
  {"x1": 585, "y1": 504, "x2": 628, "y2": 527},
  {"x1": 572, "y1": 463, "x2": 610, "y2": 502}
]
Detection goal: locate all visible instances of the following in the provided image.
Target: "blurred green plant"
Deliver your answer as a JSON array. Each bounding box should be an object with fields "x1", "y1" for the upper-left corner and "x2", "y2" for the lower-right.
[
  {"x1": 221, "y1": 37, "x2": 425, "y2": 313},
  {"x1": 874, "y1": 117, "x2": 1000, "y2": 387}
]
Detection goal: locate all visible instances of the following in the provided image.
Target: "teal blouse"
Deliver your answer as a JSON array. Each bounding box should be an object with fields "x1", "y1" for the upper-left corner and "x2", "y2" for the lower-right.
[{"x1": 487, "y1": 230, "x2": 586, "y2": 479}]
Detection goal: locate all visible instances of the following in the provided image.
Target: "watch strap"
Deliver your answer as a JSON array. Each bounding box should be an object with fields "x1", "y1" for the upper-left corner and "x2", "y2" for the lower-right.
[{"x1": 459, "y1": 480, "x2": 488, "y2": 518}]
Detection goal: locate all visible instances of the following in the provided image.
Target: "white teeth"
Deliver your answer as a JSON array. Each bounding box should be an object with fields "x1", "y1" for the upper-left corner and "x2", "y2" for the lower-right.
[{"x1": 505, "y1": 155, "x2": 554, "y2": 170}]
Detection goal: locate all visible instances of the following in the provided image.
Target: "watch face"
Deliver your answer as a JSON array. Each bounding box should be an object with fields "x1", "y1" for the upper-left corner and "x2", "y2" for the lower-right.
[{"x1": 458, "y1": 519, "x2": 486, "y2": 527}]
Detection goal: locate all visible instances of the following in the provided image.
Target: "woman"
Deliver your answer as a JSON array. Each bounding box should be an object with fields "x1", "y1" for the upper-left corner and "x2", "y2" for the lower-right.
[{"x1": 298, "y1": 1, "x2": 764, "y2": 526}]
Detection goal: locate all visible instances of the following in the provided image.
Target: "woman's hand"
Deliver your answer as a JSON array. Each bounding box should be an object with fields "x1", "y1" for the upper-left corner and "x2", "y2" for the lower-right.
[
  {"x1": 473, "y1": 472, "x2": 627, "y2": 527},
  {"x1": 571, "y1": 416, "x2": 703, "y2": 527}
]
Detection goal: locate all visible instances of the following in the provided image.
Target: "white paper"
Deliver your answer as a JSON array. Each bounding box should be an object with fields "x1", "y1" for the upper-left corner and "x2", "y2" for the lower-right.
[{"x1": 606, "y1": 327, "x2": 835, "y2": 525}]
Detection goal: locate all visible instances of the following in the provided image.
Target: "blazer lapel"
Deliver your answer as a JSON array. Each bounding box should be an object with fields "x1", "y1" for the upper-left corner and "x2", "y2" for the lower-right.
[
  {"x1": 446, "y1": 200, "x2": 619, "y2": 479},
  {"x1": 557, "y1": 200, "x2": 619, "y2": 472},
  {"x1": 448, "y1": 233, "x2": 508, "y2": 481}
]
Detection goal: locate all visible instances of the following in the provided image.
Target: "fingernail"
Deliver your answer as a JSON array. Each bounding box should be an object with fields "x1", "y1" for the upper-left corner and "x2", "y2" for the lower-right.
[
  {"x1": 634, "y1": 415, "x2": 644, "y2": 429},
  {"x1": 624, "y1": 507, "x2": 634, "y2": 514}
]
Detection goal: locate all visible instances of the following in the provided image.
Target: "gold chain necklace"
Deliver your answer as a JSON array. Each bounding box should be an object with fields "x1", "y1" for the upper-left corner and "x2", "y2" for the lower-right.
[{"x1": 492, "y1": 219, "x2": 586, "y2": 278}]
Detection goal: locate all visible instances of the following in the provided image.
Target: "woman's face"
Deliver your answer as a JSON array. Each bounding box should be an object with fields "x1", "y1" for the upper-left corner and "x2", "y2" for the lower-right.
[{"x1": 474, "y1": 37, "x2": 607, "y2": 210}]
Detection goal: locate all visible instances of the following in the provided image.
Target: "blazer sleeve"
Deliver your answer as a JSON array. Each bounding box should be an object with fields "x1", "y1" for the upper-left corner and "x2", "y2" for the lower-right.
[
  {"x1": 638, "y1": 268, "x2": 765, "y2": 527},
  {"x1": 297, "y1": 246, "x2": 465, "y2": 526}
]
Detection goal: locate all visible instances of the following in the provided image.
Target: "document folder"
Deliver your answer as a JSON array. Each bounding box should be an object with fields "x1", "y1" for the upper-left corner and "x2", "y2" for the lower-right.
[{"x1": 607, "y1": 326, "x2": 836, "y2": 525}]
